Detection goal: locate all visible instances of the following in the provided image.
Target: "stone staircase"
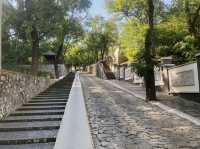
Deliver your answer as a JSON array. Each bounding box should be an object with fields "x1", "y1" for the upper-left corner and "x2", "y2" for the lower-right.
[
  {"x1": 96, "y1": 61, "x2": 116, "y2": 80},
  {"x1": 0, "y1": 73, "x2": 75, "y2": 149}
]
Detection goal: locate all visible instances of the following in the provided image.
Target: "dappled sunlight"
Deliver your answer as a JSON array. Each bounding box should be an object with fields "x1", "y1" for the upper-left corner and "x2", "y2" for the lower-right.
[
  {"x1": 136, "y1": 105, "x2": 153, "y2": 111},
  {"x1": 89, "y1": 86, "x2": 104, "y2": 94},
  {"x1": 110, "y1": 90, "x2": 123, "y2": 93},
  {"x1": 162, "y1": 126, "x2": 192, "y2": 136},
  {"x1": 146, "y1": 111, "x2": 161, "y2": 121},
  {"x1": 2, "y1": 0, "x2": 200, "y2": 148},
  {"x1": 174, "y1": 126, "x2": 192, "y2": 135}
]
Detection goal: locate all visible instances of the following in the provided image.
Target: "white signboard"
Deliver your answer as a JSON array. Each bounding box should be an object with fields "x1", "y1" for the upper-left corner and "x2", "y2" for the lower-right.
[
  {"x1": 120, "y1": 67, "x2": 124, "y2": 79},
  {"x1": 154, "y1": 67, "x2": 164, "y2": 86},
  {"x1": 125, "y1": 67, "x2": 132, "y2": 80},
  {"x1": 133, "y1": 73, "x2": 143, "y2": 84},
  {"x1": 169, "y1": 63, "x2": 199, "y2": 93}
]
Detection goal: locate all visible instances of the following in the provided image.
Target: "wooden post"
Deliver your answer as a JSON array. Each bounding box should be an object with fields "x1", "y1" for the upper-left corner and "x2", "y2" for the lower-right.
[{"x1": 0, "y1": 0, "x2": 2, "y2": 70}]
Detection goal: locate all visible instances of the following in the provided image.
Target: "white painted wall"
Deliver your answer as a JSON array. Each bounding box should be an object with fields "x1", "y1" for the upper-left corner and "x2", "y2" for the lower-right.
[
  {"x1": 133, "y1": 72, "x2": 143, "y2": 84},
  {"x1": 169, "y1": 63, "x2": 200, "y2": 93},
  {"x1": 0, "y1": 0, "x2": 2, "y2": 70},
  {"x1": 154, "y1": 67, "x2": 164, "y2": 86},
  {"x1": 125, "y1": 67, "x2": 132, "y2": 80}
]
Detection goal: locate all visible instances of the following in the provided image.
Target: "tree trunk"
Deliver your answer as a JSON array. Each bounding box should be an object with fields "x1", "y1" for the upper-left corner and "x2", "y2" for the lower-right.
[
  {"x1": 144, "y1": 0, "x2": 156, "y2": 101},
  {"x1": 100, "y1": 50, "x2": 105, "y2": 60},
  {"x1": 185, "y1": 1, "x2": 200, "y2": 51},
  {"x1": 95, "y1": 51, "x2": 99, "y2": 62},
  {"x1": 31, "y1": 25, "x2": 39, "y2": 76},
  {"x1": 54, "y1": 43, "x2": 64, "y2": 78}
]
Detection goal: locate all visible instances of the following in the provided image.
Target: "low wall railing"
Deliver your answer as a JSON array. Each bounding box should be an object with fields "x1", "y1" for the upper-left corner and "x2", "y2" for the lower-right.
[{"x1": 54, "y1": 73, "x2": 93, "y2": 149}]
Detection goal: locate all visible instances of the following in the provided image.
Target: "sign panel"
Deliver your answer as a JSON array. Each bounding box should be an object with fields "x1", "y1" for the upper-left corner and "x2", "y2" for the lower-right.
[
  {"x1": 171, "y1": 70, "x2": 195, "y2": 87},
  {"x1": 125, "y1": 67, "x2": 132, "y2": 80},
  {"x1": 120, "y1": 67, "x2": 124, "y2": 79},
  {"x1": 169, "y1": 63, "x2": 199, "y2": 93},
  {"x1": 154, "y1": 67, "x2": 164, "y2": 86},
  {"x1": 133, "y1": 73, "x2": 143, "y2": 84}
]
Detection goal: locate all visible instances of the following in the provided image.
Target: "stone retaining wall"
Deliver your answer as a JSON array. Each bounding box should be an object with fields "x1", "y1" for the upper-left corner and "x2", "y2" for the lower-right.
[{"x1": 0, "y1": 71, "x2": 56, "y2": 119}]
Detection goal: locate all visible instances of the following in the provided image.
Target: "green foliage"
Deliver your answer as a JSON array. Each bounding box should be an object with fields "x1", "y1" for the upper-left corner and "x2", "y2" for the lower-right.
[
  {"x1": 62, "y1": 16, "x2": 118, "y2": 67},
  {"x1": 64, "y1": 43, "x2": 91, "y2": 67},
  {"x1": 108, "y1": 0, "x2": 199, "y2": 69},
  {"x1": 107, "y1": 0, "x2": 166, "y2": 22},
  {"x1": 2, "y1": 0, "x2": 91, "y2": 73},
  {"x1": 85, "y1": 17, "x2": 118, "y2": 60},
  {"x1": 173, "y1": 35, "x2": 197, "y2": 64},
  {"x1": 119, "y1": 19, "x2": 147, "y2": 63}
]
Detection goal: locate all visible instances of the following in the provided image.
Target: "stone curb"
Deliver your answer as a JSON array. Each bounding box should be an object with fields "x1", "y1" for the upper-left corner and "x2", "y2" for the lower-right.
[{"x1": 106, "y1": 80, "x2": 200, "y2": 126}]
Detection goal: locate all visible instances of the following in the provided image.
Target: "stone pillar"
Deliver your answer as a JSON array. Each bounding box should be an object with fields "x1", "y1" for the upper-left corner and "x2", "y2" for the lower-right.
[
  {"x1": 0, "y1": 0, "x2": 2, "y2": 70},
  {"x1": 123, "y1": 65, "x2": 126, "y2": 80},
  {"x1": 160, "y1": 56, "x2": 175, "y2": 93},
  {"x1": 118, "y1": 65, "x2": 120, "y2": 80},
  {"x1": 196, "y1": 53, "x2": 200, "y2": 92}
]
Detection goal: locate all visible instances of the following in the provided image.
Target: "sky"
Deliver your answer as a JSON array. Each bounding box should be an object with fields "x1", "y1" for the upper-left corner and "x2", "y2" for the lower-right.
[
  {"x1": 89, "y1": 0, "x2": 172, "y2": 18},
  {"x1": 88, "y1": 0, "x2": 109, "y2": 19}
]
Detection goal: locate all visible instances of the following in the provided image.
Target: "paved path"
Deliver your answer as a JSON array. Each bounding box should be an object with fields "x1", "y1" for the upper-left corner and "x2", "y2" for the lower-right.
[
  {"x1": 108, "y1": 80, "x2": 200, "y2": 121},
  {"x1": 80, "y1": 74, "x2": 200, "y2": 149},
  {"x1": 0, "y1": 73, "x2": 75, "y2": 149}
]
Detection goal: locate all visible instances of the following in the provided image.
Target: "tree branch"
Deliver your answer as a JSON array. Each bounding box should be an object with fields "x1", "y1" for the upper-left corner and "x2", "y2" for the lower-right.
[{"x1": 192, "y1": 4, "x2": 200, "y2": 25}]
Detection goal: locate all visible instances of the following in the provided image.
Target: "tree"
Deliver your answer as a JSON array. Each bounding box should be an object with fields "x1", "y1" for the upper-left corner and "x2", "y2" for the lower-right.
[
  {"x1": 9, "y1": 0, "x2": 63, "y2": 75},
  {"x1": 86, "y1": 16, "x2": 118, "y2": 61},
  {"x1": 3, "y1": 0, "x2": 91, "y2": 76},
  {"x1": 144, "y1": 0, "x2": 156, "y2": 100},
  {"x1": 185, "y1": 0, "x2": 200, "y2": 50},
  {"x1": 108, "y1": 0, "x2": 162, "y2": 100},
  {"x1": 169, "y1": 0, "x2": 200, "y2": 51},
  {"x1": 119, "y1": 19, "x2": 147, "y2": 63},
  {"x1": 51, "y1": 0, "x2": 91, "y2": 78}
]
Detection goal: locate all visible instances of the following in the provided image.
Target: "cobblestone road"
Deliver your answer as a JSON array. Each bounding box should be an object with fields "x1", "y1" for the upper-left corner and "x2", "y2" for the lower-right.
[{"x1": 80, "y1": 74, "x2": 200, "y2": 149}]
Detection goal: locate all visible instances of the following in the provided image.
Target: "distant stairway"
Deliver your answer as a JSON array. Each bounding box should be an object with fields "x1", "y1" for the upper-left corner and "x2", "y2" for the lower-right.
[
  {"x1": 0, "y1": 73, "x2": 75, "y2": 149},
  {"x1": 102, "y1": 61, "x2": 116, "y2": 79},
  {"x1": 96, "y1": 61, "x2": 115, "y2": 80}
]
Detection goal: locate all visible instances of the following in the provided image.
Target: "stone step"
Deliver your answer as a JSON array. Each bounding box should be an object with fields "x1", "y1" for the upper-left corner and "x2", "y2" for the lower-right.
[
  {"x1": 0, "y1": 129, "x2": 57, "y2": 144},
  {"x1": 35, "y1": 95, "x2": 69, "y2": 97},
  {"x1": 17, "y1": 105, "x2": 65, "y2": 109},
  {"x1": 0, "y1": 143, "x2": 55, "y2": 149},
  {"x1": 23, "y1": 102, "x2": 66, "y2": 106},
  {"x1": 32, "y1": 98, "x2": 68, "y2": 101},
  {"x1": 33, "y1": 96, "x2": 68, "y2": 99},
  {"x1": 0, "y1": 126, "x2": 59, "y2": 132},
  {"x1": 17, "y1": 106, "x2": 65, "y2": 111},
  {"x1": 37, "y1": 93, "x2": 69, "y2": 97},
  {"x1": 13, "y1": 109, "x2": 64, "y2": 114},
  {"x1": 10, "y1": 111, "x2": 64, "y2": 116},
  {"x1": 0, "y1": 117, "x2": 62, "y2": 123},
  {"x1": 0, "y1": 121, "x2": 60, "y2": 129},
  {"x1": 0, "y1": 73, "x2": 75, "y2": 148},
  {"x1": 46, "y1": 88, "x2": 71, "y2": 90},
  {"x1": 29, "y1": 99, "x2": 67, "y2": 103},
  {"x1": 42, "y1": 88, "x2": 70, "y2": 91},
  {"x1": 4, "y1": 115, "x2": 63, "y2": 121},
  {"x1": 39, "y1": 91, "x2": 70, "y2": 93}
]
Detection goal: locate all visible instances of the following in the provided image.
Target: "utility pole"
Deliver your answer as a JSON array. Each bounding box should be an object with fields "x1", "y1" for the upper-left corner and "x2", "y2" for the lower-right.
[{"x1": 0, "y1": 0, "x2": 2, "y2": 70}]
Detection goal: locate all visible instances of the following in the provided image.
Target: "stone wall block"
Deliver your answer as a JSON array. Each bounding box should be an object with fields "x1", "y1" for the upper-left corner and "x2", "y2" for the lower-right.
[{"x1": 0, "y1": 72, "x2": 56, "y2": 119}]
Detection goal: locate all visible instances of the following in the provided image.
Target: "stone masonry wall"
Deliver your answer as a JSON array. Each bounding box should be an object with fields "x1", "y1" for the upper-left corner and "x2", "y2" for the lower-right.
[{"x1": 0, "y1": 71, "x2": 56, "y2": 119}]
